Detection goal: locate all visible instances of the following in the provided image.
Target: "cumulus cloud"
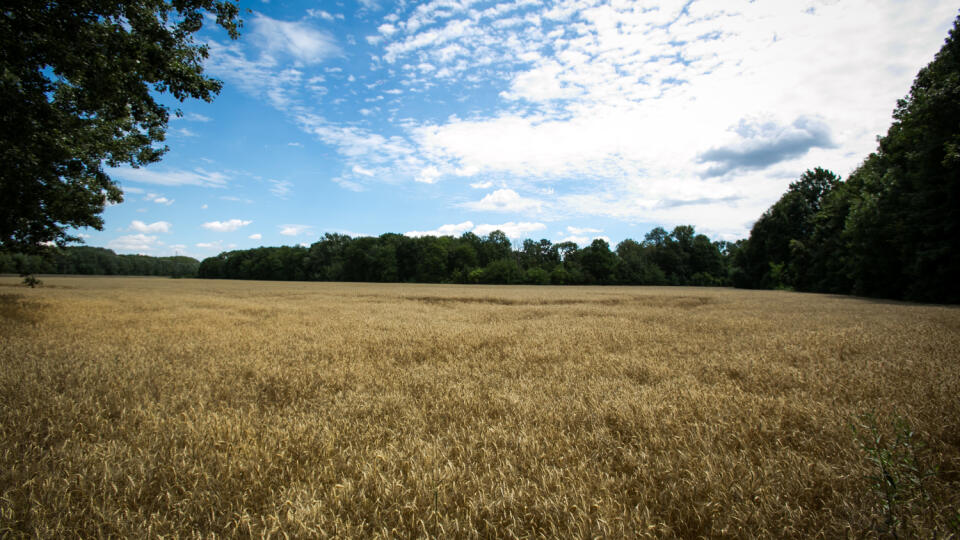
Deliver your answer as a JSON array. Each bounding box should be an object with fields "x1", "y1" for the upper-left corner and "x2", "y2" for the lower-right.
[
  {"x1": 129, "y1": 220, "x2": 172, "y2": 234},
  {"x1": 698, "y1": 116, "x2": 836, "y2": 178},
  {"x1": 279, "y1": 224, "x2": 312, "y2": 236},
  {"x1": 202, "y1": 219, "x2": 252, "y2": 232},
  {"x1": 415, "y1": 165, "x2": 442, "y2": 184},
  {"x1": 461, "y1": 189, "x2": 543, "y2": 213},
  {"x1": 405, "y1": 221, "x2": 475, "y2": 237},
  {"x1": 406, "y1": 220, "x2": 547, "y2": 239},
  {"x1": 203, "y1": 0, "x2": 956, "y2": 239},
  {"x1": 473, "y1": 222, "x2": 546, "y2": 239},
  {"x1": 143, "y1": 193, "x2": 175, "y2": 205},
  {"x1": 108, "y1": 234, "x2": 159, "y2": 252},
  {"x1": 249, "y1": 233, "x2": 263, "y2": 240}
]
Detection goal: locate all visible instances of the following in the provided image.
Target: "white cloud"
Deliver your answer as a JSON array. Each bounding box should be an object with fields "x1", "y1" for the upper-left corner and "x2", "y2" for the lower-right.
[
  {"x1": 269, "y1": 179, "x2": 293, "y2": 198},
  {"x1": 115, "y1": 167, "x2": 228, "y2": 188},
  {"x1": 195, "y1": 241, "x2": 223, "y2": 250},
  {"x1": 249, "y1": 233, "x2": 263, "y2": 240},
  {"x1": 405, "y1": 221, "x2": 475, "y2": 237},
  {"x1": 461, "y1": 189, "x2": 543, "y2": 213},
  {"x1": 205, "y1": 0, "x2": 956, "y2": 240},
  {"x1": 108, "y1": 234, "x2": 159, "y2": 253},
  {"x1": 473, "y1": 222, "x2": 546, "y2": 239},
  {"x1": 364, "y1": 0, "x2": 955, "y2": 238},
  {"x1": 352, "y1": 165, "x2": 375, "y2": 176},
  {"x1": 185, "y1": 113, "x2": 211, "y2": 122},
  {"x1": 129, "y1": 220, "x2": 172, "y2": 234},
  {"x1": 279, "y1": 224, "x2": 312, "y2": 236},
  {"x1": 307, "y1": 9, "x2": 337, "y2": 21},
  {"x1": 567, "y1": 226, "x2": 602, "y2": 235},
  {"x1": 288, "y1": 142, "x2": 303, "y2": 147},
  {"x1": 252, "y1": 13, "x2": 340, "y2": 65},
  {"x1": 415, "y1": 165, "x2": 441, "y2": 184},
  {"x1": 175, "y1": 128, "x2": 198, "y2": 137},
  {"x1": 202, "y1": 219, "x2": 252, "y2": 232},
  {"x1": 332, "y1": 177, "x2": 366, "y2": 192}
]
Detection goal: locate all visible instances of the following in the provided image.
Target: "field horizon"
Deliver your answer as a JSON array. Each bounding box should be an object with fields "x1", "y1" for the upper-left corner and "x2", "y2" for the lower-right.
[{"x1": 2, "y1": 276, "x2": 958, "y2": 537}]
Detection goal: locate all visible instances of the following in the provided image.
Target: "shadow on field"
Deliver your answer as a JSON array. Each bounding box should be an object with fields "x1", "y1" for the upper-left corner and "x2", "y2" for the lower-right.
[{"x1": 0, "y1": 294, "x2": 45, "y2": 325}]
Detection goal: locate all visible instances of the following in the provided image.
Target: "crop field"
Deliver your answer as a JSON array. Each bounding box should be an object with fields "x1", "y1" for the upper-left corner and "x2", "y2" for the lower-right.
[{"x1": 1, "y1": 276, "x2": 958, "y2": 538}]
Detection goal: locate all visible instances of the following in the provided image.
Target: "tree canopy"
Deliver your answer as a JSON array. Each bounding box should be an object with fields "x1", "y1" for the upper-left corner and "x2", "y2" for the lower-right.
[
  {"x1": 0, "y1": 0, "x2": 241, "y2": 252},
  {"x1": 196, "y1": 227, "x2": 736, "y2": 286},
  {"x1": 733, "y1": 15, "x2": 960, "y2": 303}
]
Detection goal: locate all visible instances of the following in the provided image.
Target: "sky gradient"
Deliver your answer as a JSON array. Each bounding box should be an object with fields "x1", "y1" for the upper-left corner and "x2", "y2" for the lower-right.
[{"x1": 85, "y1": 0, "x2": 957, "y2": 257}]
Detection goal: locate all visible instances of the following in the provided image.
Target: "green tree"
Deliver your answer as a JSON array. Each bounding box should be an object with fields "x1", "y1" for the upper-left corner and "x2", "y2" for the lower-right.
[
  {"x1": 0, "y1": 0, "x2": 241, "y2": 252},
  {"x1": 844, "y1": 15, "x2": 960, "y2": 301},
  {"x1": 736, "y1": 168, "x2": 840, "y2": 289}
]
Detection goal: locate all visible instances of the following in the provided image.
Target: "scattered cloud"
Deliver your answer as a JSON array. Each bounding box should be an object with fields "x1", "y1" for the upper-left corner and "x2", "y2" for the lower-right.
[
  {"x1": 251, "y1": 13, "x2": 340, "y2": 65},
  {"x1": 114, "y1": 167, "x2": 228, "y2": 188},
  {"x1": 698, "y1": 116, "x2": 836, "y2": 178},
  {"x1": 288, "y1": 142, "x2": 303, "y2": 147},
  {"x1": 473, "y1": 222, "x2": 546, "y2": 239},
  {"x1": 352, "y1": 165, "x2": 375, "y2": 177},
  {"x1": 566, "y1": 226, "x2": 602, "y2": 235},
  {"x1": 108, "y1": 234, "x2": 159, "y2": 252},
  {"x1": 279, "y1": 224, "x2": 312, "y2": 236},
  {"x1": 405, "y1": 221, "x2": 475, "y2": 237},
  {"x1": 196, "y1": 0, "x2": 955, "y2": 240},
  {"x1": 461, "y1": 189, "x2": 543, "y2": 213},
  {"x1": 184, "y1": 113, "x2": 211, "y2": 122},
  {"x1": 415, "y1": 165, "x2": 441, "y2": 184},
  {"x1": 202, "y1": 219, "x2": 252, "y2": 232},
  {"x1": 269, "y1": 179, "x2": 293, "y2": 198},
  {"x1": 129, "y1": 220, "x2": 172, "y2": 234},
  {"x1": 249, "y1": 233, "x2": 263, "y2": 240},
  {"x1": 144, "y1": 193, "x2": 174, "y2": 205}
]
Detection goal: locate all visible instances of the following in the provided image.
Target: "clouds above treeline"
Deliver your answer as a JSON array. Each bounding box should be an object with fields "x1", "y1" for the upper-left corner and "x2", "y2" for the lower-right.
[
  {"x1": 193, "y1": 0, "x2": 954, "y2": 241},
  {"x1": 95, "y1": 0, "x2": 956, "y2": 255}
]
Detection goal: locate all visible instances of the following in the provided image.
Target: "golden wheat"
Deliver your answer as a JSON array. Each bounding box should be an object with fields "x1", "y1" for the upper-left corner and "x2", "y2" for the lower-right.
[{"x1": 1, "y1": 276, "x2": 958, "y2": 537}]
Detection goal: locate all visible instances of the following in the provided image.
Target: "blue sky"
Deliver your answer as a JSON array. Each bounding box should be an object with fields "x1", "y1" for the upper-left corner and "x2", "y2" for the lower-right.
[{"x1": 87, "y1": 0, "x2": 956, "y2": 257}]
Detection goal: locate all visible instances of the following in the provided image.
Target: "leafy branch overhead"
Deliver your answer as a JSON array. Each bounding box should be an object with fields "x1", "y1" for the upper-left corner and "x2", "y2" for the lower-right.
[{"x1": 0, "y1": 0, "x2": 241, "y2": 252}]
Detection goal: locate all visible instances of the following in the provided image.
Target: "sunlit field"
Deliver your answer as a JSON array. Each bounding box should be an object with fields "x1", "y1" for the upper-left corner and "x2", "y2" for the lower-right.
[{"x1": 1, "y1": 276, "x2": 958, "y2": 537}]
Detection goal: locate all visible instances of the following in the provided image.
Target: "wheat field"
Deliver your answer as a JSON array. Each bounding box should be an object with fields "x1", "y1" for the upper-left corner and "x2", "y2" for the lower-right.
[{"x1": 0, "y1": 276, "x2": 958, "y2": 538}]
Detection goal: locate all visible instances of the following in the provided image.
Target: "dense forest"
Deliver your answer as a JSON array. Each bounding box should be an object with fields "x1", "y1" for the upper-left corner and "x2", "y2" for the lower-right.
[
  {"x1": 198, "y1": 226, "x2": 739, "y2": 286},
  {"x1": 0, "y1": 247, "x2": 199, "y2": 278},
  {"x1": 732, "y1": 16, "x2": 960, "y2": 303}
]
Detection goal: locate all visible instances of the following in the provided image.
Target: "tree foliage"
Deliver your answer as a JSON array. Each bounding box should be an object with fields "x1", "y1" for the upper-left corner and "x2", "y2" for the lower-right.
[
  {"x1": 198, "y1": 227, "x2": 734, "y2": 286},
  {"x1": 733, "y1": 15, "x2": 960, "y2": 302},
  {"x1": 0, "y1": 0, "x2": 241, "y2": 252},
  {"x1": 0, "y1": 246, "x2": 199, "y2": 277}
]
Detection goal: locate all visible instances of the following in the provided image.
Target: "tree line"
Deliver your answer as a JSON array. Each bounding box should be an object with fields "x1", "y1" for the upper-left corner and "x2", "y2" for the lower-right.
[
  {"x1": 731, "y1": 15, "x2": 960, "y2": 303},
  {"x1": 197, "y1": 227, "x2": 739, "y2": 286},
  {"x1": 0, "y1": 247, "x2": 199, "y2": 278}
]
